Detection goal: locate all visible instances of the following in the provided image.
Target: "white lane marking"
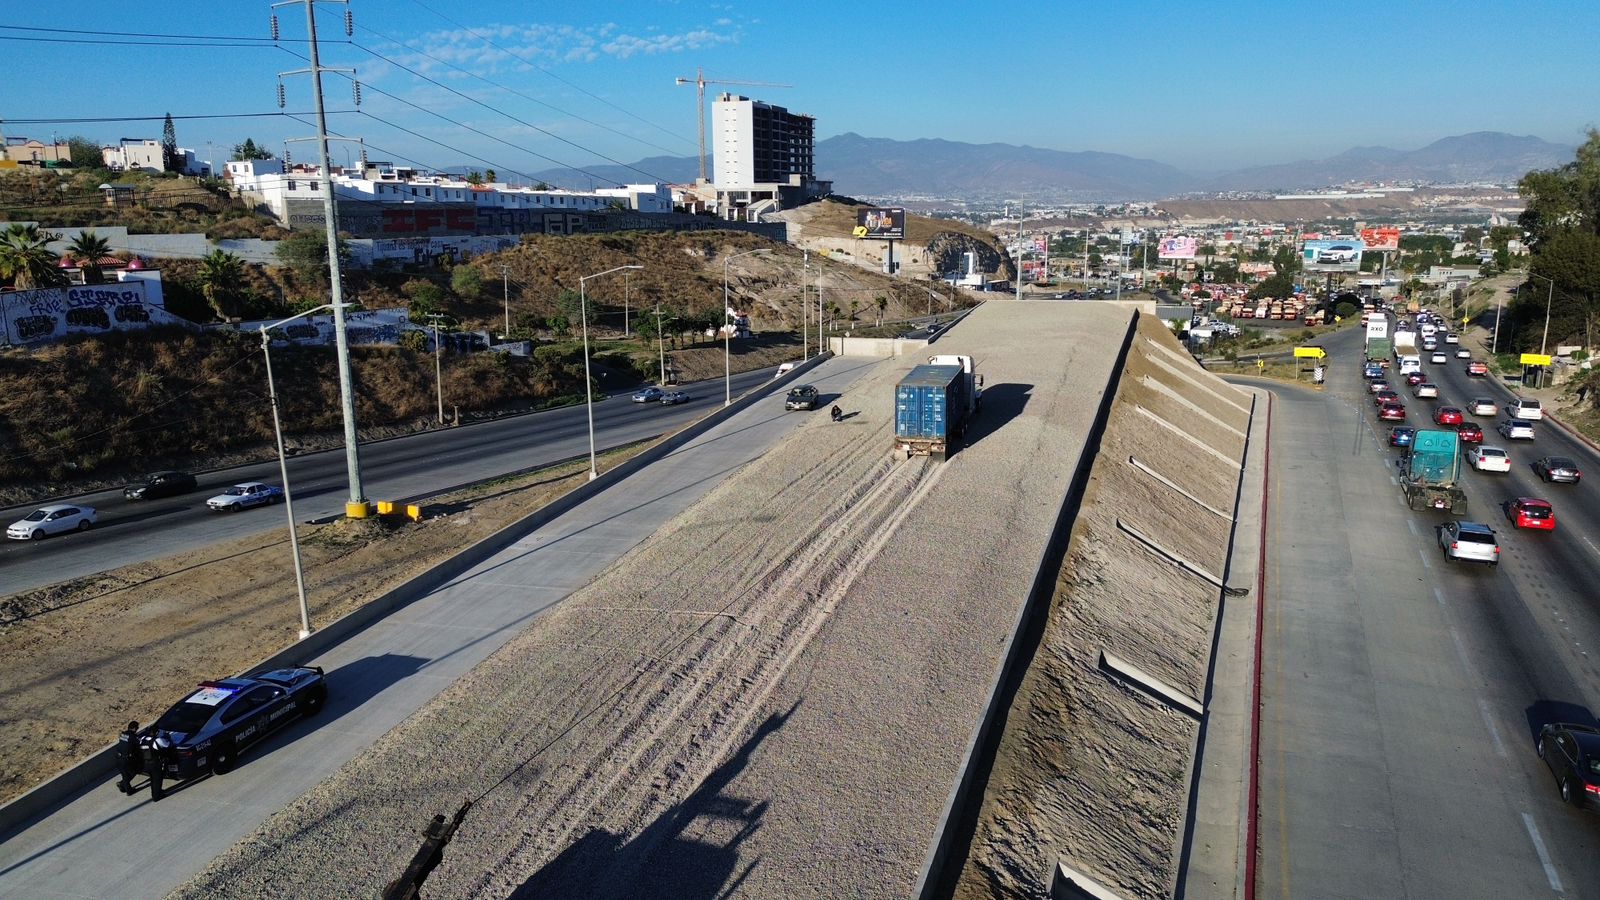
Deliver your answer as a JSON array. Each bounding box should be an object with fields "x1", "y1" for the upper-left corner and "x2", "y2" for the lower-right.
[
  {"x1": 1478, "y1": 698, "x2": 1508, "y2": 758},
  {"x1": 1584, "y1": 536, "x2": 1600, "y2": 556},
  {"x1": 1407, "y1": 519, "x2": 1419, "y2": 537},
  {"x1": 1390, "y1": 474, "x2": 1398, "y2": 485},
  {"x1": 1433, "y1": 586, "x2": 1445, "y2": 606},
  {"x1": 1521, "y1": 812, "x2": 1564, "y2": 893},
  {"x1": 1419, "y1": 548, "x2": 1432, "y2": 570}
]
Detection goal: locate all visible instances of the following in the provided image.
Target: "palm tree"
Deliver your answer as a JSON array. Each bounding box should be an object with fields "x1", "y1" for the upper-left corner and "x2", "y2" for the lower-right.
[
  {"x1": 198, "y1": 249, "x2": 245, "y2": 320},
  {"x1": 875, "y1": 295, "x2": 888, "y2": 326},
  {"x1": 67, "y1": 230, "x2": 112, "y2": 284},
  {"x1": 0, "y1": 224, "x2": 67, "y2": 290}
]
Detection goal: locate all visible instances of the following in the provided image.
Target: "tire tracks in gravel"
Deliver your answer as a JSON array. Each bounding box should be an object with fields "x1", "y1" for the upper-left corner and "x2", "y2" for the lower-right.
[{"x1": 464, "y1": 439, "x2": 948, "y2": 888}]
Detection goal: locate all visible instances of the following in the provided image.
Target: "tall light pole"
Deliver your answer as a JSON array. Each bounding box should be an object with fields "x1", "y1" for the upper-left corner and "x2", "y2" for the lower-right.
[
  {"x1": 579, "y1": 264, "x2": 644, "y2": 480},
  {"x1": 654, "y1": 300, "x2": 666, "y2": 385},
  {"x1": 802, "y1": 249, "x2": 809, "y2": 361},
  {"x1": 274, "y1": 0, "x2": 367, "y2": 520},
  {"x1": 723, "y1": 248, "x2": 771, "y2": 406},
  {"x1": 623, "y1": 271, "x2": 631, "y2": 335},
  {"x1": 425, "y1": 313, "x2": 446, "y2": 424},
  {"x1": 259, "y1": 304, "x2": 334, "y2": 640},
  {"x1": 499, "y1": 264, "x2": 511, "y2": 337}
]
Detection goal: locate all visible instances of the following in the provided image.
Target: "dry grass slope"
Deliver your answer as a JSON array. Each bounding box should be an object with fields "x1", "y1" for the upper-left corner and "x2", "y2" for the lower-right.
[{"x1": 954, "y1": 315, "x2": 1254, "y2": 899}]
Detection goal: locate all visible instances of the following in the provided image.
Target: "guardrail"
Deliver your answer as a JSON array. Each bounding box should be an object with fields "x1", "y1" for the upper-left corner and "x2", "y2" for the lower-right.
[{"x1": 0, "y1": 353, "x2": 834, "y2": 839}]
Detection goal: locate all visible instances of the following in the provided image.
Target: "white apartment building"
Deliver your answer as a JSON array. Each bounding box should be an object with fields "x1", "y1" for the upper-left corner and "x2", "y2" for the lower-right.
[
  {"x1": 711, "y1": 92, "x2": 829, "y2": 221},
  {"x1": 226, "y1": 159, "x2": 671, "y2": 236},
  {"x1": 102, "y1": 139, "x2": 209, "y2": 175}
]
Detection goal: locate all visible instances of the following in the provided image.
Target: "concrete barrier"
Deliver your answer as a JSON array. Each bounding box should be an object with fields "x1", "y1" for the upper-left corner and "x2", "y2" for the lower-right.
[{"x1": 0, "y1": 353, "x2": 834, "y2": 838}]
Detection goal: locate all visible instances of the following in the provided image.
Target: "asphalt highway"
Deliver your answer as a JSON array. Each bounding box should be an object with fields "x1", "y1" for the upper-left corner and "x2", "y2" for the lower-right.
[
  {"x1": 1256, "y1": 322, "x2": 1600, "y2": 898},
  {"x1": 0, "y1": 367, "x2": 788, "y2": 597}
]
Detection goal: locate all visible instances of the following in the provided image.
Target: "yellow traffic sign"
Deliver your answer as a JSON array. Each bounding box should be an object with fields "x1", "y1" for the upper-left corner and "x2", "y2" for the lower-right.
[
  {"x1": 1333, "y1": 315, "x2": 1342, "y2": 323},
  {"x1": 1520, "y1": 353, "x2": 1553, "y2": 366},
  {"x1": 1256, "y1": 359, "x2": 1266, "y2": 371},
  {"x1": 1293, "y1": 346, "x2": 1327, "y2": 359},
  {"x1": 1460, "y1": 314, "x2": 1469, "y2": 327}
]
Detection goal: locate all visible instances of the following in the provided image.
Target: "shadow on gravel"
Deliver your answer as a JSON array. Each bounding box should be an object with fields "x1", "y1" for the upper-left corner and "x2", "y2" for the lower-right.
[
  {"x1": 1524, "y1": 700, "x2": 1597, "y2": 744},
  {"x1": 510, "y1": 701, "x2": 798, "y2": 899},
  {"x1": 961, "y1": 382, "x2": 1033, "y2": 450}
]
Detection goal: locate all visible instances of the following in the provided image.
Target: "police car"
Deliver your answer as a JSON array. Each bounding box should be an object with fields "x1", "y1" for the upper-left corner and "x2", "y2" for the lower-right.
[
  {"x1": 206, "y1": 481, "x2": 284, "y2": 511},
  {"x1": 123, "y1": 666, "x2": 326, "y2": 799}
]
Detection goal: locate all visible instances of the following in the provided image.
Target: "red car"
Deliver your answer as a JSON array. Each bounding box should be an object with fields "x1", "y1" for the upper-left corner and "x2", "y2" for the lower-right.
[
  {"x1": 1455, "y1": 422, "x2": 1484, "y2": 443},
  {"x1": 1405, "y1": 372, "x2": 1426, "y2": 386},
  {"x1": 1374, "y1": 390, "x2": 1400, "y2": 406},
  {"x1": 1507, "y1": 497, "x2": 1556, "y2": 531},
  {"x1": 1467, "y1": 361, "x2": 1489, "y2": 376},
  {"x1": 1435, "y1": 406, "x2": 1464, "y2": 425},
  {"x1": 1379, "y1": 402, "x2": 1406, "y2": 421}
]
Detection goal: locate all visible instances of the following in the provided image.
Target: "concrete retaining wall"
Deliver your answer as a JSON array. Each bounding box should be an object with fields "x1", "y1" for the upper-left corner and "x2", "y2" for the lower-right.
[{"x1": 0, "y1": 353, "x2": 832, "y2": 838}]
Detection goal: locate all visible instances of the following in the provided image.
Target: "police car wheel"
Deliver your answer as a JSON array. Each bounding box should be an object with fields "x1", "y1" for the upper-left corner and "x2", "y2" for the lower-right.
[
  {"x1": 298, "y1": 686, "x2": 327, "y2": 717},
  {"x1": 211, "y1": 744, "x2": 237, "y2": 775}
]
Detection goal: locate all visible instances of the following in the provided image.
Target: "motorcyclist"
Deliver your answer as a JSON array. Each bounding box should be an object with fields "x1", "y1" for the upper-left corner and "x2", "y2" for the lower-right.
[
  {"x1": 116, "y1": 721, "x2": 142, "y2": 795},
  {"x1": 830, "y1": 404, "x2": 842, "y2": 422}
]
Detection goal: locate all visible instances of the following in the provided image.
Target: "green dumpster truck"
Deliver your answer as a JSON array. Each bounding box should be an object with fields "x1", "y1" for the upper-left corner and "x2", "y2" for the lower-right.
[{"x1": 1401, "y1": 429, "x2": 1467, "y2": 514}]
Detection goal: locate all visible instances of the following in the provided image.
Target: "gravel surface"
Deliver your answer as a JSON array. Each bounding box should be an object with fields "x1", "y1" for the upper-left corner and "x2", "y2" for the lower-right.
[
  {"x1": 953, "y1": 316, "x2": 1255, "y2": 899},
  {"x1": 172, "y1": 300, "x2": 1138, "y2": 899}
]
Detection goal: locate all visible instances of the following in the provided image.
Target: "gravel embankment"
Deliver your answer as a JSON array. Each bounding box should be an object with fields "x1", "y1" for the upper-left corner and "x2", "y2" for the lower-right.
[
  {"x1": 173, "y1": 300, "x2": 1138, "y2": 900},
  {"x1": 954, "y1": 316, "x2": 1255, "y2": 899}
]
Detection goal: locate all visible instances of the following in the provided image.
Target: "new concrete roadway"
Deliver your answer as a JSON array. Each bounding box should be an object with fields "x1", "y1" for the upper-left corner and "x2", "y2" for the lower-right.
[
  {"x1": 0, "y1": 367, "x2": 783, "y2": 597},
  {"x1": 1255, "y1": 322, "x2": 1600, "y2": 898},
  {"x1": 0, "y1": 355, "x2": 878, "y2": 899}
]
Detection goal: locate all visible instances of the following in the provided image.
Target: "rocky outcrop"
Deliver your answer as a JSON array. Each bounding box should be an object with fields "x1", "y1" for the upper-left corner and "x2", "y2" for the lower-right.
[{"x1": 926, "y1": 231, "x2": 1014, "y2": 280}]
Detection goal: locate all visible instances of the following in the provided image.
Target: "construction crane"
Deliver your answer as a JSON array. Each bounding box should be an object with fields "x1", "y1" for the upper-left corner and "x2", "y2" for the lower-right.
[{"x1": 674, "y1": 67, "x2": 791, "y2": 184}]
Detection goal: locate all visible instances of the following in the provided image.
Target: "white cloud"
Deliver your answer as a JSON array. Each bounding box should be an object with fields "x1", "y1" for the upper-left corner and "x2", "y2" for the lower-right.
[{"x1": 403, "y1": 19, "x2": 741, "y2": 72}]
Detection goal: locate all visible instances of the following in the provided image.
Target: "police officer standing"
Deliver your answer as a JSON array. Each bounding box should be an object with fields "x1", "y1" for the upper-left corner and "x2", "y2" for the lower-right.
[
  {"x1": 146, "y1": 733, "x2": 172, "y2": 801},
  {"x1": 116, "y1": 721, "x2": 141, "y2": 795}
]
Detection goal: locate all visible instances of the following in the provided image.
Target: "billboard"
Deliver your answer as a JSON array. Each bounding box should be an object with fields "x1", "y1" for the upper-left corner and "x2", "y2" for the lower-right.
[
  {"x1": 1157, "y1": 236, "x2": 1198, "y2": 259},
  {"x1": 1302, "y1": 238, "x2": 1363, "y2": 272},
  {"x1": 853, "y1": 207, "x2": 905, "y2": 240},
  {"x1": 1360, "y1": 227, "x2": 1400, "y2": 251},
  {"x1": 1032, "y1": 236, "x2": 1048, "y2": 254}
]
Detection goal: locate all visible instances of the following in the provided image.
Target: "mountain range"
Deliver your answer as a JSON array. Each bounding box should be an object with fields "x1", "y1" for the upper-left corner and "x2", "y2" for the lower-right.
[{"x1": 516, "y1": 130, "x2": 1573, "y2": 202}]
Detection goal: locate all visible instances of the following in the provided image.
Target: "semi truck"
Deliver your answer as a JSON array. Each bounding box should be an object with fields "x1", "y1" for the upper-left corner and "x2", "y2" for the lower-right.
[
  {"x1": 1401, "y1": 429, "x2": 1467, "y2": 514},
  {"x1": 893, "y1": 354, "x2": 983, "y2": 461}
]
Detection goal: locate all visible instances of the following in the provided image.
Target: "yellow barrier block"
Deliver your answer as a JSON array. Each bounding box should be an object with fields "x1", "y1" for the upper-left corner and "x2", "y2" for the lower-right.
[
  {"x1": 376, "y1": 500, "x2": 396, "y2": 516},
  {"x1": 346, "y1": 501, "x2": 372, "y2": 519},
  {"x1": 406, "y1": 504, "x2": 423, "y2": 522}
]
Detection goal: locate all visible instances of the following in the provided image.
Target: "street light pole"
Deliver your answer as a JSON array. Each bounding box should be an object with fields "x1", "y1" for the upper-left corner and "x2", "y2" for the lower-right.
[
  {"x1": 655, "y1": 300, "x2": 666, "y2": 385},
  {"x1": 1530, "y1": 271, "x2": 1555, "y2": 357},
  {"x1": 259, "y1": 303, "x2": 334, "y2": 640},
  {"x1": 426, "y1": 313, "x2": 445, "y2": 424},
  {"x1": 723, "y1": 248, "x2": 771, "y2": 406},
  {"x1": 802, "y1": 249, "x2": 809, "y2": 361},
  {"x1": 579, "y1": 264, "x2": 644, "y2": 480},
  {"x1": 500, "y1": 264, "x2": 510, "y2": 337}
]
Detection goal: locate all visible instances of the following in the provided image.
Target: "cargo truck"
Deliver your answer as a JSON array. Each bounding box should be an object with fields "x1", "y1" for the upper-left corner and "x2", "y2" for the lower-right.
[
  {"x1": 1365, "y1": 335, "x2": 1392, "y2": 364},
  {"x1": 893, "y1": 354, "x2": 983, "y2": 461},
  {"x1": 1401, "y1": 429, "x2": 1468, "y2": 514}
]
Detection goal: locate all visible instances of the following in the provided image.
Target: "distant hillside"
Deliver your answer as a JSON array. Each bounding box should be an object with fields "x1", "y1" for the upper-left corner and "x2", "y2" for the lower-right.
[
  {"x1": 516, "y1": 130, "x2": 1573, "y2": 201},
  {"x1": 1206, "y1": 132, "x2": 1572, "y2": 191}
]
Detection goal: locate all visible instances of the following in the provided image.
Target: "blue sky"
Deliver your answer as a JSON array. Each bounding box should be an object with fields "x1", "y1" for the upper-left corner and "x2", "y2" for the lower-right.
[{"x1": 3, "y1": 1, "x2": 1595, "y2": 177}]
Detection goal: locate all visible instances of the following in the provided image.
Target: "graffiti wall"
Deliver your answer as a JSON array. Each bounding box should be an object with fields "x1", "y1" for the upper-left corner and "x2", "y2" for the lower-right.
[{"x1": 1, "y1": 282, "x2": 193, "y2": 347}]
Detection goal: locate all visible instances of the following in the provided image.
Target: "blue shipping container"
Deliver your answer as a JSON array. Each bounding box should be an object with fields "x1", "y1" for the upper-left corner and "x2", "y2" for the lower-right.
[{"x1": 895, "y1": 364, "x2": 967, "y2": 451}]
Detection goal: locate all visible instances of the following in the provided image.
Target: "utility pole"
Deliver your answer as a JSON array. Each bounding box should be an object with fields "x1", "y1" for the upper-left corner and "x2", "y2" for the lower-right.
[
  {"x1": 654, "y1": 301, "x2": 666, "y2": 385},
  {"x1": 623, "y1": 271, "x2": 631, "y2": 335},
  {"x1": 802, "y1": 249, "x2": 809, "y2": 360},
  {"x1": 274, "y1": 0, "x2": 368, "y2": 518}
]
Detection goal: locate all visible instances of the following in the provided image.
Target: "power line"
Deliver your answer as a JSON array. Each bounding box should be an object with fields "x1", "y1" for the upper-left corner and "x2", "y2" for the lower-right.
[
  {"x1": 0, "y1": 111, "x2": 354, "y2": 125},
  {"x1": 0, "y1": 35, "x2": 276, "y2": 49},
  {"x1": 347, "y1": 22, "x2": 686, "y2": 159},
  {"x1": 404, "y1": 0, "x2": 691, "y2": 153},
  {"x1": 0, "y1": 24, "x2": 296, "y2": 41}
]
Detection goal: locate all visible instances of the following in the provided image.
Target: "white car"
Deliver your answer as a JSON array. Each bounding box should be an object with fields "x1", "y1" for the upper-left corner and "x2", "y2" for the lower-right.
[
  {"x1": 1439, "y1": 521, "x2": 1500, "y2": 566},
  {"x1": 1456, "y1": 348, "x2": 1471, "y2": 359},
  {"x1": 206, "y1": 482, "x2": 284, "y2": 511},
  {"x1": 1414, "y1": 382, "x2": 1439, "y2": 399},
  {"x1": 1431, "y1": 351, "x2": 1448, "y2": 364},
  {"x1": 1470, "y1": 398, "x2": 1499, "y2": 417},
  {"x1": 1498, "y1": 419, "x2": 1536, "y2": 441},
  {"x1": 1423, "y1": 339, "x2": 1439, "y2": 352},
  {"x1": 1467, "y1": 445, "x2": 1512, "y2": 472},
  {"x1": 1445, "y1": 333, "x2": 1460, "y2": 344},
  {"x1": 6, "y1": 504, "x2": 97, "y2": 540},
  {"x1": 1507, "y1": 398, "x2": 1543, "y2": 420}
]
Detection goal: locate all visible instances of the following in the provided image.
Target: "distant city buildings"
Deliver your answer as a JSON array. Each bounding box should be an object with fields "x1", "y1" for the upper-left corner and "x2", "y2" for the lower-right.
[{"x1": 2, "y1": 136, "x2": 71, "y2": 166}]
